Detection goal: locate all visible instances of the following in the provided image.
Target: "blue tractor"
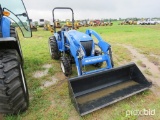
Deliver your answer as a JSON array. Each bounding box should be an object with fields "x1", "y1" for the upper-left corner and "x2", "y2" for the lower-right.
[
  {"x1": 49, "y1": 7, "x2": 152, "y2": 116},
  {"x1": 49, "y1": 7, "x2": 114, "y2": 76},
  {"x1": 0, "y1": 0, "x2": 32, "y2": 114}
]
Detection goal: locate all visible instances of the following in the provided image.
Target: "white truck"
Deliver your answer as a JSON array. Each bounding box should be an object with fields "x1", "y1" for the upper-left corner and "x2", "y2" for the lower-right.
[
  {"x1": 137, "y1": 19, "x2": 157, "y2": 25},
  {"x1": 39, "y1": 19, "x2": 45, "y2": 27},
  {"x1": 144, "y1": 19, "x2": 156, "y2": 25}
]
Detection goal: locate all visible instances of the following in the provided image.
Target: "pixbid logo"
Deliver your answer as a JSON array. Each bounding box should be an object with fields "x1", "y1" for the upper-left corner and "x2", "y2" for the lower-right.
[{"x1": 126, "y1": 109, "x2": 155, "y2": 116}]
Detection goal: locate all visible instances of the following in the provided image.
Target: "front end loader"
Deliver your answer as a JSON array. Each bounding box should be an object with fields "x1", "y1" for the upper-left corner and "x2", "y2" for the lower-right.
[
  {"x1": 49, "y1": 7, "x2": 152, "y2": 116},
  {"x1": 0, "y1": 0, "x2": 32, "y2": 114}
]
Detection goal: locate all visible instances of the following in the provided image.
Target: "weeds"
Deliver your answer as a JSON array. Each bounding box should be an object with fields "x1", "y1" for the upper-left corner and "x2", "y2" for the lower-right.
[{"x1": 144, "y1": 69, "x2": 152, "y2": 76}]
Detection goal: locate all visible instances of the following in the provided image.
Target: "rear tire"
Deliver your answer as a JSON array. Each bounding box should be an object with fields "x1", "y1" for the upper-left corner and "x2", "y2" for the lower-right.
[
  {"x1": 60, "y1": 57, "x2": 72, "y2": 76},
  {"x1": 0, "y1": 49, "x2": 29, "y2": 114},
  {"x1": 48, "y1": 36, "x2": 61, "y2": 60}
]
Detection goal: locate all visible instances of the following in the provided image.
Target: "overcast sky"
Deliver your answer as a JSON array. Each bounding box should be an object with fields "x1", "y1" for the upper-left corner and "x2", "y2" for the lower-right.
[{"x1": 23, "y1": 0, "x2": 160, "y2": 21}]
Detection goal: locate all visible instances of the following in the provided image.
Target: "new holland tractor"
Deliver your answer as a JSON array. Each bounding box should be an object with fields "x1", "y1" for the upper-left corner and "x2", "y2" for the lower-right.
[
  {"x1": 49, "y1": 7, "x2": 152, "y2": 116},
  {"x1": 0, "y1": 0, "x2": 32, "y2": 114}
]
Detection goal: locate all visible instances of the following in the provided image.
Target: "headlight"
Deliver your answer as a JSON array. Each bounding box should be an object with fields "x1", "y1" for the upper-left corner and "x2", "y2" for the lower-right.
[
  {"x1": 92, "y1": 48, "x2": 95, "y2": 55},
  {"x1": 79, "y1": 47, "x2": 85, "y2": 58}
]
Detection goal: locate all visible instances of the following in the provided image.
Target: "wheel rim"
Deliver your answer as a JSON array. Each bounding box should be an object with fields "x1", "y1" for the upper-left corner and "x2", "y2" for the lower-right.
[
  {"x1": 48, "y1": 40, "x2": 52, "y2": 56},
  {"x1": 61, "y1": 62, "x2": 65, "y2": 73},
  {"x1": 20, "y1": 65, "x2": 27, "y2": 93}
]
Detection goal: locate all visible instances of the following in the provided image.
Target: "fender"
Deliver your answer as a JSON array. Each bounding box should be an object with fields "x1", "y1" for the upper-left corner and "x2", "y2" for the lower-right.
[
  {"x1": 0, "y1": 37, "x2": 24, "y2": 64},
  {"x1": 1, "y1": 16, "x2": 10, "y2": 37}
]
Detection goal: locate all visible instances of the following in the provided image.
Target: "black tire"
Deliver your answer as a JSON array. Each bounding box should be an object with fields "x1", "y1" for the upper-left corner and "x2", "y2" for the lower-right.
[
  {"x1": 0, "y1": 49, "x2": 29, "y2": 114},
  {"x1": 10, "y1": 26, "x2": 24, "y2": 63},
  {"x1": 10, "y1": 26, "x2": 17, "y2": 38},
  {"x1": 60, "y1": 57, "x2": 72, "y2": 76},
  {"x1": 109, "y1": 47, "x2": 114, "y2": 67},
  {"x1": 48, "y1": 36, "x2": 61, "y2": 60},
  {"x1": 93, "y1": 50, "x2": 103, "y2": 67}
]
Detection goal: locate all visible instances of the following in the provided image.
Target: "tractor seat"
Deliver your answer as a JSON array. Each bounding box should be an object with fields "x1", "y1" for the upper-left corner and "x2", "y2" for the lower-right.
[
  {"x1": 57, "y1": 31, "x2": 67, "y2": 42},
  {"x1": 61, "y1": 26, "x2": 69, "y2": 31},
  {"x1": 57, "y1": 31, "x2": 61, "y2": 39}
]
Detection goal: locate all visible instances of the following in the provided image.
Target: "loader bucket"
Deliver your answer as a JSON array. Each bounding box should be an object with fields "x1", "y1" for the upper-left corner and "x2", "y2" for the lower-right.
[{"x1": 68, "y1": 62, "x2": 152, "y2": 116}]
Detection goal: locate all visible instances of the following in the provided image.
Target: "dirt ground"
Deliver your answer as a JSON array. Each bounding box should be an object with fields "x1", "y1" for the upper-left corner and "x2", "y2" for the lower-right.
[
  {"x1": 0, "y1": 114, "x2": 3, "y2": 120},
  {"x1": 118, "y1": 44, "x2": 160, "y2": 96}
]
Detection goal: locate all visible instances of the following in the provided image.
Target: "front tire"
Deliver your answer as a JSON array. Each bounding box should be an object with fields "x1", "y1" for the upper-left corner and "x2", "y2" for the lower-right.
[
  {"x1": 48, "y1": 36, "x2": 61, "y2": 60},
  {"x1": 109, "y1": 47, "x2": 114, "y2": 67},
  {"x1": 0, "y1": 49, "x2": 29, "y2": 114},
  {"x1": 60, "y1": 57, "x2": 72, "y2": 76}
]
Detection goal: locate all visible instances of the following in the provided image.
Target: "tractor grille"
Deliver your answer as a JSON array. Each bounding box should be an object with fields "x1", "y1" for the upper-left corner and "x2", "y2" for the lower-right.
[{"x1": 80, "y1": 41, "x2": 93, "y2": 56}]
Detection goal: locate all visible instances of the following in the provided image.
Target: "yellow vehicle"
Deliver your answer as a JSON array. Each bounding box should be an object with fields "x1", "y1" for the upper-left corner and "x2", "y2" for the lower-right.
[
  {"x1": 89, "y1": 20, "x2": 96, "y2": 26},
  {"x1": 54, "y1": 19, "x2": 61, "y2": 28},
  {"x1": 65, "y1": 19, "x2": 72, "y2": 28},
  {"x1": 119, "y1": 19, "x2": 137, "y2": 25},
  {"x1": 44, "y1": 20, "x2": 53, "y2": 33},
  {"x1": 131, "y1": 20, "x2": 137, "y2": 25},
  {"x1": 106, "y1": 19, "x2": 113, "y2": 26},
  {"x1": 100, "y1": 21, "x2": 107, "y2": 26},
  {"x1": 74, "y1": 20, "x2": 81, "y2": 29}
]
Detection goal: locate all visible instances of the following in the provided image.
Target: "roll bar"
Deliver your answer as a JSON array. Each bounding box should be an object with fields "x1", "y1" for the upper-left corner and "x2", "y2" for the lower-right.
[{"x1": 52, "y1": 7, "x2": 74, "y2": 32}]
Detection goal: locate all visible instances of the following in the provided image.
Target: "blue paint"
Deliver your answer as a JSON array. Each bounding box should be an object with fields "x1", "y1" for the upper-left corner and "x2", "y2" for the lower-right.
[
  {"x1": 54, "y1": 29, "x2": 112, "y2": 76},
  {"x1": 1, "y1": 17, "x2": 10, "y2": 37}
]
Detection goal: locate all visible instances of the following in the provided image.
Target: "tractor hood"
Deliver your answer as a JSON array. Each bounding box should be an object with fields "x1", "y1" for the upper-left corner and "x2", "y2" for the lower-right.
[{"x1": 68, "y1": 30, "x2": 92, "y2": 42}]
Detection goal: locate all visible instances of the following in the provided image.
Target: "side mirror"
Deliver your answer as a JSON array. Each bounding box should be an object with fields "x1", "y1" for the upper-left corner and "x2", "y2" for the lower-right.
[
  {"x1": 16, "y1": 12, "x2": 27, "y2": 17},
  {"x1": 22, "y1": 13, "x2": 27, "y2": 17}
]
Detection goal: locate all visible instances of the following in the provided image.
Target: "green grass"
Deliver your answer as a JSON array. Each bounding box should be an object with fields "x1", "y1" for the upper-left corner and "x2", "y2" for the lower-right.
[
  {"x1": 144, "y1": 69, "x2": 153, "y2": 76},
  {"x1": 80, "y1": 24, "x2": 160, "y2": 56},
  {"x1": 4, "y1": 24, "x2": 160, "y2": 120}
]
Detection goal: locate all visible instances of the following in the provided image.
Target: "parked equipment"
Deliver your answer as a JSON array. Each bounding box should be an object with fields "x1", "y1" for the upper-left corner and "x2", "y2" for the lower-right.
[
  {"x1": 44, "y1": 20, "x2": 54, "y2": 33},
  {"x1": 106, "y1": 19, "x2": 113, "y2": 26},
  {"x1": 65, "y1": 19, "x2": 72, "y2": 28},
  {"x1": 94, "y1": 20, "x2": 101, "y2": 26},
  {"x1": 39, "y1": 19, "x2": 44, "y2": 27},
  {"x1": 49, "y1": 7, "x2": 152, "y2": 116},
  {"x1": 74, "y1": 20, "x2": 81, "y2": 29},
  {"x1": 54, "y1": 19, "x2": 61, "y2": 28},
  {"x1": 100, "y1": 20, "x2": 107, "y2": 26},
  {"x1": 29, "y1": 19, "x2": 37, "y2": 31},
  {"x1": 89, "y1": 20, "x2": 96, "y2": 26},
  {"x1": 119, "y1": 19, "x2": 137, "y2": 25},
  {"x1": 0, "y1": 0, "x2": 32, "y2": 114},
  {"x1": 81, "y1": 20, "x2": 89, "y2": 27}
]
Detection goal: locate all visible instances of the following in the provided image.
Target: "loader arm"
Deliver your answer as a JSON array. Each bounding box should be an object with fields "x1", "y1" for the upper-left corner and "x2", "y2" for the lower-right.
[
  {"x1": 64, "y1": 30, "x2": 113, "y2": 76},
  {"x1": 64, "y1": 31, "x2": 82, "y2": 76},
  {"x1": 86, "y1": 29, "x2": 110, "y2": 53},
  {"x1": 53, "y1": 7, "x2": 74, "y2": 32}
]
